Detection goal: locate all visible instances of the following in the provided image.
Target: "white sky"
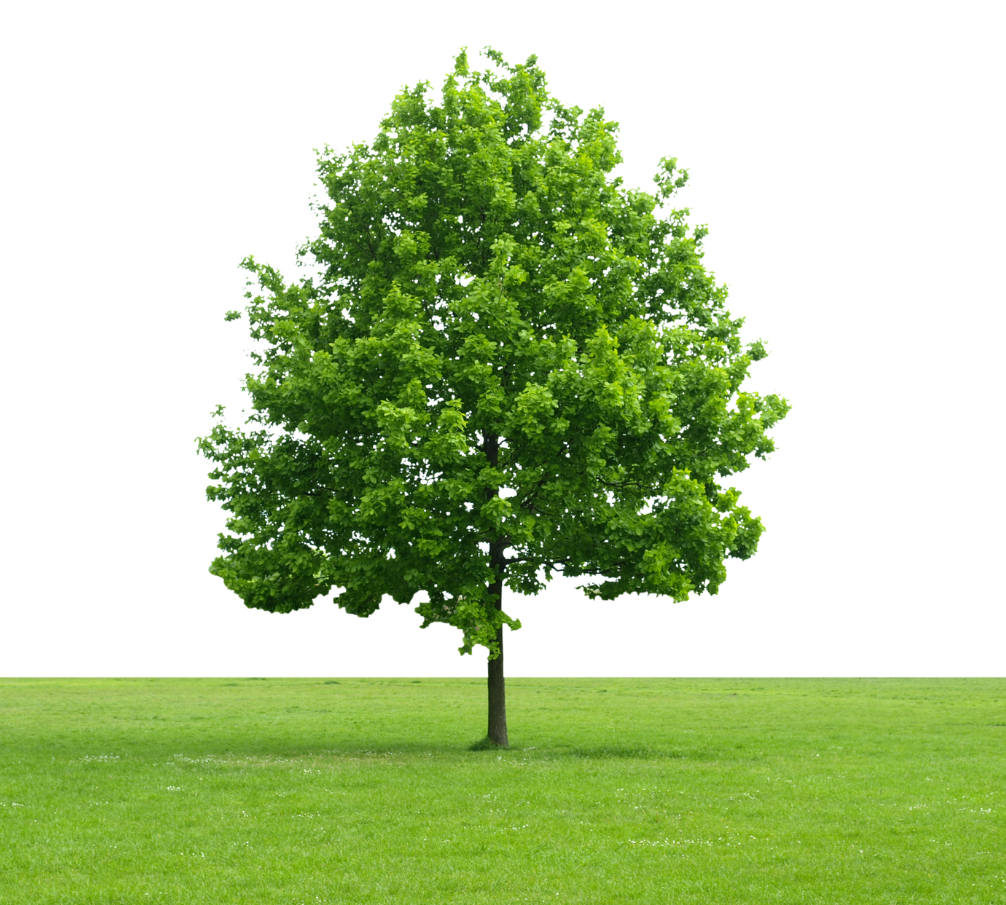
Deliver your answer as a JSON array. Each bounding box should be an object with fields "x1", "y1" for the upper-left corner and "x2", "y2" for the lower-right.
[{"x1": 2, "y1": 1, "x2": 1003, "y2": 677}]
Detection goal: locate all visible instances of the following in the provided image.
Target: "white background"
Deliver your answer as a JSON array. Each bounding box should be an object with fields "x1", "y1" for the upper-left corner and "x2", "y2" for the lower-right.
[{"x1": 2, "y1": 1, "x2": 1003, "y2": 677}]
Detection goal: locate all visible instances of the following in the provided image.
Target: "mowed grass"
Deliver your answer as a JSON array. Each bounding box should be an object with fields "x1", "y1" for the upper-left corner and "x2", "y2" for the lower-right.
[{"x1": 1, "y1": 679, "x2": 1004, "y2": 904}]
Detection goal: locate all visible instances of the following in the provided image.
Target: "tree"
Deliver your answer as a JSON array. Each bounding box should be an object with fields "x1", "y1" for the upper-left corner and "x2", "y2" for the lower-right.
[{"x1": 199, "y1": 48, "x2": 789, "y2": 747}]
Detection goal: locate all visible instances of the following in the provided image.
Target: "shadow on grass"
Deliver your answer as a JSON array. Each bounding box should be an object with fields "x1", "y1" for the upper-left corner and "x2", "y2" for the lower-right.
[
  {"x1": 468, "y1": 736, "x2": 507, "y2": 751},
  {"x1": 465, "y1": 741, "x2": 722, "y2": 760},
  {"x1": 558, "y1": 745, "x2": 706, "y2": 760}
]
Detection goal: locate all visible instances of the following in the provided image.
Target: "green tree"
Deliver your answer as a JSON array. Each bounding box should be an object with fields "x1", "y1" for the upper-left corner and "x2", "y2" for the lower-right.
[{"x1": 199, "y1": 49, "x2": 789, "y2": 747}]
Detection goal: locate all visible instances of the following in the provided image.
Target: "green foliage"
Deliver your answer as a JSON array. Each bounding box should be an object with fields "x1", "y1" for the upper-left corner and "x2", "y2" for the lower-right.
[
  {"x1": 3, "y1": 679, "x2": 1005, "y2": 904},
  {"x1": 198, "y1": 49, "x2": 789, "y2": 654}
]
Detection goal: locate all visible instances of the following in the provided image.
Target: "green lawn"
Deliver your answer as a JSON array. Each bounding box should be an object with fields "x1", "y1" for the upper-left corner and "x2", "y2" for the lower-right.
[{"x1": 1, "y1": 678, "x2": 1004, "y2": 903}]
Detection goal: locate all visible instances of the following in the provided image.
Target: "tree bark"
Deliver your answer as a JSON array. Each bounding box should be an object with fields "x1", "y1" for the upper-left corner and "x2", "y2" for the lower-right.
[
  {"x1": 483, "y1": 431, "x2": 509, "y2": 748},
  {"x1": 487, "y1": 560, "x2": 508, "y2": 747}
]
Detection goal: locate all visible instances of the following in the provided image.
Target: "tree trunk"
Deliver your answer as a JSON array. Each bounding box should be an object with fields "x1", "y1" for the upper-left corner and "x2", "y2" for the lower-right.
[
  {"x1": 487, "y1": 538, "x2": 508, "y2": 748},
  {"x1": 487, "y1": 620, "x2": 508, "y2": 747},
  {"x1": 483, "y1": 431, "x2": 509, "y2": 748}
]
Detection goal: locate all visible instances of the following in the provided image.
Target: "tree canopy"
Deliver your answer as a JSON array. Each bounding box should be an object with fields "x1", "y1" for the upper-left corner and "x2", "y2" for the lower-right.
[{"x1": 199, "y1": 48, "x2": 789, "y2": 743}]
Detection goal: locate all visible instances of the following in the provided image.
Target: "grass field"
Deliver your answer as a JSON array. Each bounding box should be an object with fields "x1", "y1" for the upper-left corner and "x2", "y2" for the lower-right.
[{"x1": 1, "y1": 678, "x2": 1004, "y2": 903}]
